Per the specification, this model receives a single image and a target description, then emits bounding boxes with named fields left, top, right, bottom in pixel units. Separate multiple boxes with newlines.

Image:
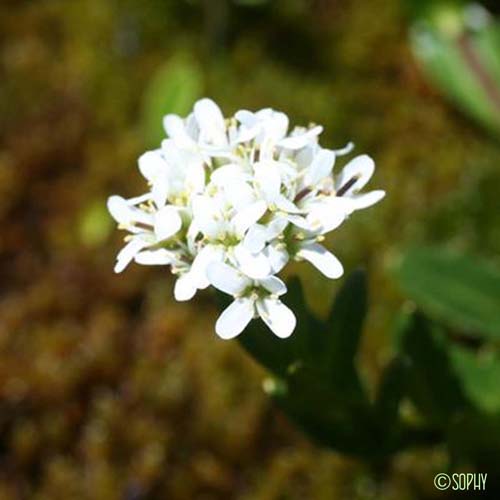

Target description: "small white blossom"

left=207, top=262, right=295, bottom=339
left=108, top=98, right=385, bottom=339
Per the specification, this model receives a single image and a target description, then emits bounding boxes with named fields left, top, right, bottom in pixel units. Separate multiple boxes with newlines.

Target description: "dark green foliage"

left=391, top=308, right=500, bottom=477
left=233, top=272, right=436, bottom=461
left=232, top=256, right=500, bottom=471
left=399, top=311, right=468, bottom=426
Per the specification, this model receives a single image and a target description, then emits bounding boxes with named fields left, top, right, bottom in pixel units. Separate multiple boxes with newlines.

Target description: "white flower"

left=107, top=97, right=385, bottom=339
left=207, top=262, right=296, bottom=339
left=107, top=195, right=182, bottom=273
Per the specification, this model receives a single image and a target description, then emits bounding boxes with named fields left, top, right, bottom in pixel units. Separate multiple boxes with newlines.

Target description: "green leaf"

left=404, top=0, right=465, bottom=23
left=409, top=3, right=500, bottom=137
left=449, top=347, right=500, bottom=413
left=270, top=364, right=379, bottom=458
left=79, top=200, right=113, bottom=247
left=375, top=357, right=409, bottom=429
left=394, top=247, right=500, bottom=340
left=400, top=311, right=468, bottom=426
left=141, top=57, right=203, bottom=146
left=474, top=23, right=500, bottom=85
left=326, top=269, right=367, bottom=372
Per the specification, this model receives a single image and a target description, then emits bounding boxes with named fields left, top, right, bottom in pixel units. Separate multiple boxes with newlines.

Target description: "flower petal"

left=233, top=244, right=271, bottom=279
left=114, top=238, right=149, bottom=273
left=297, top=242, right=343, bottom=279
left=223, top=178, right=256, bottom=211
left=210, top=164, right=251, bottom=186
left=190, top=244, right=224, bottom=289
left=192, top=195, right=222, bottom=239
left=260, top=276, right=287, bottom=296
left=286, top=214, right=312, bottom=231
left=107, top=196, right=132, bottom=224
left=163, top=114, right=195, bottom=148
left=194, top=98, right=227, bottom=146
left=174, top=273, right=197, bottom=301
left=305, top=198, right=351, bottom=233
left=138, top=151, right=166, bottom=182
left=185, top=162, right=206, bottom=195
left=151, top=173, right=169, bottom=208
left=216, top=298, right=255, bottom=339
left=304, top=148, right=335, bottom=186
left=232, top=200, right=267, bottom=237
left=333, top=141, right=354, bottom=156
left=278, top=126, right=322, bottom=149
left=207, top=261, right=251, bottom=296
left=154, top=206, right=182, bottom=241
left=256, top=298, right=296, bottom=338
left=254, top=162, right=282, bottom=204
left=264, top=242, right=289, bottom=273
left=235, top=109, right=257, bottom=127
left=263, top=217, right=289, bottom=240
left=134, top=249, right=175, bottom=265
left=107, top=196, right=153, bottom=226
left=127, top=193, right=152, bottom=205
left=243, top=224, right=268, bottom=253
left=259, top=111, right=289, bottom=143
left=350, top=190, right=386, bottom=210
left=275, top=195, right=301, bottom=214
left=336, top=154, right=375, bottom=195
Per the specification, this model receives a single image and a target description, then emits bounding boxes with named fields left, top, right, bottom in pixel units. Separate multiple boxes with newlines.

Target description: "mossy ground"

left=1, top=1, right=499, bottom=498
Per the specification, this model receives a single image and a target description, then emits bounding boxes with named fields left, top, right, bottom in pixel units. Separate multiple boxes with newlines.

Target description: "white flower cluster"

left=108, top=98, right=384, bottom=339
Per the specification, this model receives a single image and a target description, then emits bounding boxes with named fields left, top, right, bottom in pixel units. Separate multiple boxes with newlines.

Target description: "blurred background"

left=1, top=0, right=500, bottom=498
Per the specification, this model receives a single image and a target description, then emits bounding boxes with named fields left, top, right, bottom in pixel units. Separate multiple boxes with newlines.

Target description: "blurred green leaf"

left=474, top=22, right=500, bottom=83
left=79, top=200, right=113, bottom=247
left=325, top=269, right=366, bottom=379
left=271, top=363, right=378, bottom=458
left=375, top=357, right=409, bottom=429
left=450, top=346, right=500, bottom=413
left=394, top=247, right=500, bottom=340
left=410, top=3, right=500, bottom=137
left=141, top=57, right=203, bottom=146
left=399, top=311, right=468, bottom=426
left=404, top=0, right=465, bottom=23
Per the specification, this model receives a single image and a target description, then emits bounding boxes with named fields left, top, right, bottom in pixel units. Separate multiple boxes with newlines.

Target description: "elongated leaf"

left=141, top=57, right=203, bottom=146
left=400, top=311, right=468, bottom=426
left=410, top=3, right=500, bottom=137
left=375, top=357, right=409, bottom=429
left=394, top=247, right=500, bottom=340
left=326, top=269, right=367, bottom=369
left=270, top=364, right=378, bottom=458
left=449, top=347, right=500, bottom=413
